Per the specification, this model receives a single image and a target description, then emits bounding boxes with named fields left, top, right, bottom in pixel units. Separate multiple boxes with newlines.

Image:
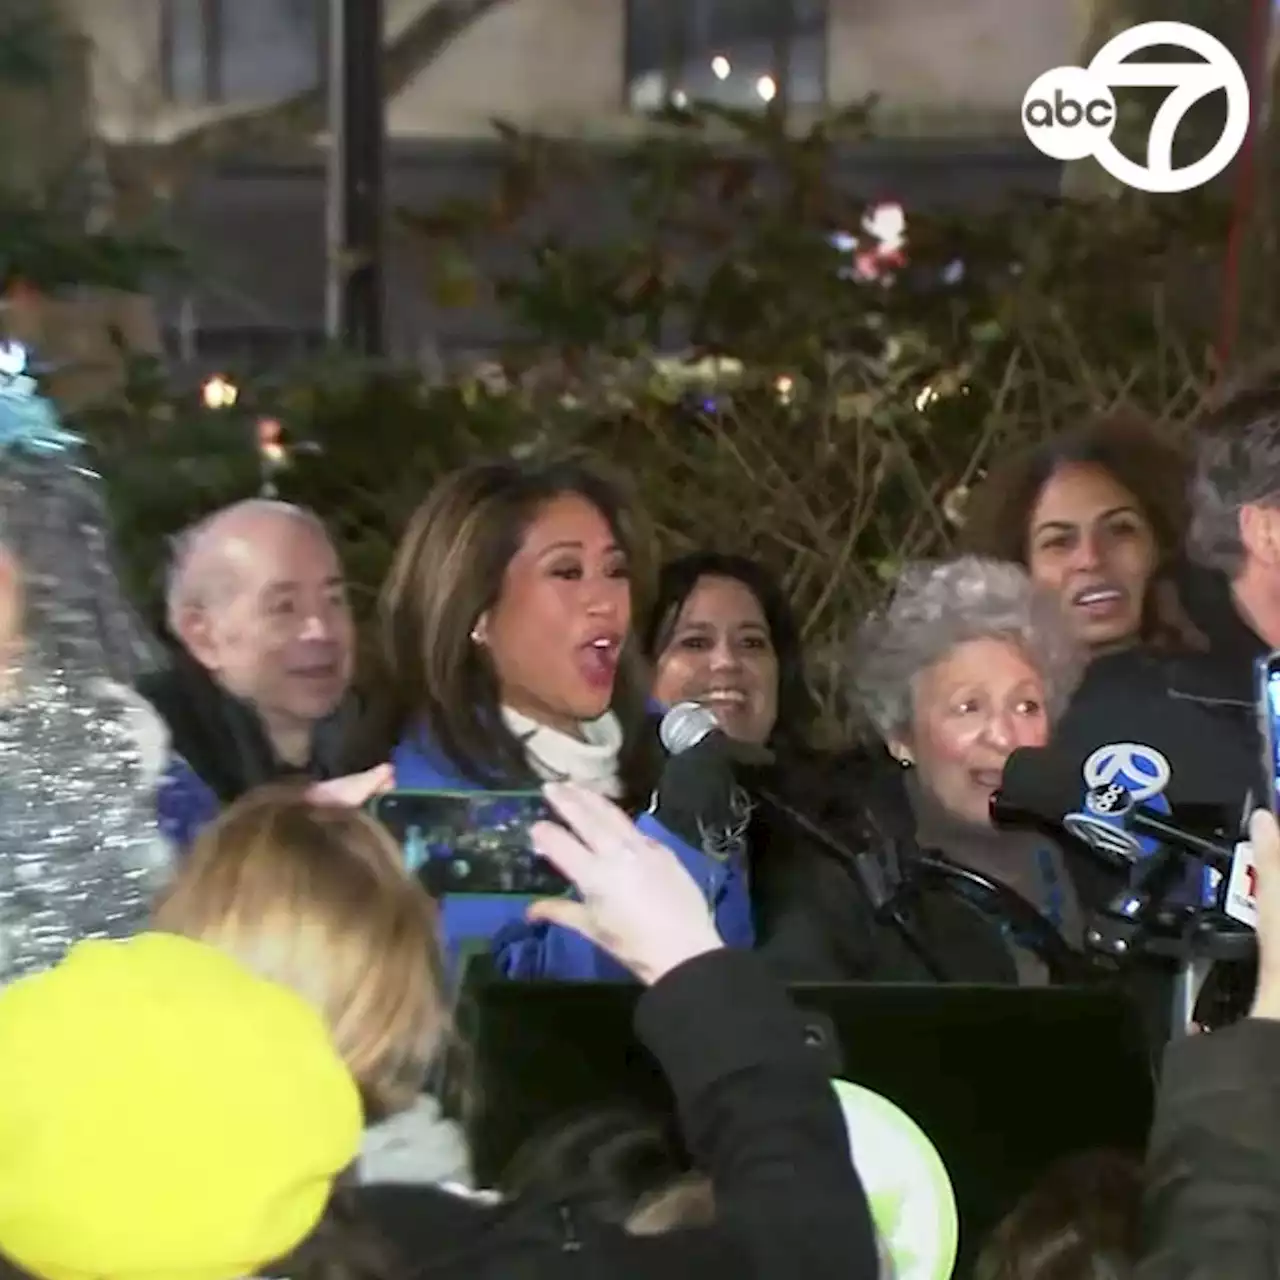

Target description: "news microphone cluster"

left=991, top=740, right=1246, bottom=963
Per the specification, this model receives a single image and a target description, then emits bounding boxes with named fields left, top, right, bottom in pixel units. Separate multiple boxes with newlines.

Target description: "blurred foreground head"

left=0, top=341, right=157, bottom=687
left=0, top=932, right=362, bottom=1280
left=0, top=344, right=170, bottom=984
left=973, top=1149, right=1141, bottom=1280
left=154, top=784, right=447, bottom=1119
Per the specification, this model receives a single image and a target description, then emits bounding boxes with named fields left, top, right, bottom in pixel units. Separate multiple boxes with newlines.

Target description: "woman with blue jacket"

left=355, top=456, right=754, bottom=980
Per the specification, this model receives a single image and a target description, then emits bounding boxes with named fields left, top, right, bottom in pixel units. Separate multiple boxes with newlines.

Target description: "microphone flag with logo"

left=1062, top=742, right=1172, bottom=862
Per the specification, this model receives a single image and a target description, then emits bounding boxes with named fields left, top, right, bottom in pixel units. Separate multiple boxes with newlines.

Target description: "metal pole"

left=325, top=0, right=385, bottom=355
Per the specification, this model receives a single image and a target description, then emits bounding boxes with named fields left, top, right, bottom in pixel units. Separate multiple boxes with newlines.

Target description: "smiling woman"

left=845, top=557, right=1095, bottom=984
left=961, top=413, right=1193, bottom=657
left=643, top=551, right=816, bottom=750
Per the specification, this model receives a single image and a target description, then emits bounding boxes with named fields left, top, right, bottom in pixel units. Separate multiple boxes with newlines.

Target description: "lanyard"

left=1036, top=846, right=1064, bottom=930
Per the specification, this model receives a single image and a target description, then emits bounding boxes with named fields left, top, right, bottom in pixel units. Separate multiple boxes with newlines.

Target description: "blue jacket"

left=391, top=726, right=754, bottom=982
left=157, top=755, right=221, bottom=850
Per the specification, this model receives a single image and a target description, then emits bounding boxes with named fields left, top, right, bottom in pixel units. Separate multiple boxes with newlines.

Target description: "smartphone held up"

left=367, top=789, right=570, bottom=897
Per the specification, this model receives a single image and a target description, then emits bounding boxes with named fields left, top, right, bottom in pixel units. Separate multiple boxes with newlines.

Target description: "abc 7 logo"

left=1088, top=783, right=1129, bottom=816
left=1021, top=21, right=1249, bottom=194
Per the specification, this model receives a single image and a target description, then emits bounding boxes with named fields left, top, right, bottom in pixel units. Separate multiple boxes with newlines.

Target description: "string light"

left=711, top=56, right=731, bottom=80
left=201, top=374, right=238, bottom=410
left=257, top=417, right=285, bottom=464
left=756, top=75, right=777, bottom=102
left=0, top=342, right=28, bottom=377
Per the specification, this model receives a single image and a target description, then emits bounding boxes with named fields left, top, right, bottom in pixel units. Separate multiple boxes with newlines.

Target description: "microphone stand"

left=1082, top=849, right=1256, bottom=1038
left=757, top=787, right=952, bottom=983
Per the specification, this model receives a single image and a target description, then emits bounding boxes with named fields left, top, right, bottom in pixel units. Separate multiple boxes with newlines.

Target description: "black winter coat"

left=353, top=949, right=878, bottom=1280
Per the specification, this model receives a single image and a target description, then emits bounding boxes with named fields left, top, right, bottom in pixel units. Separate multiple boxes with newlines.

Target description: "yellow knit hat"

left=0, top=933, right=364, bottom=1280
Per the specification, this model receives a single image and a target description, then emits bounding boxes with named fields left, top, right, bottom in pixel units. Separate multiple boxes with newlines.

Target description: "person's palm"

left=526, top=784, right=724, bottom=986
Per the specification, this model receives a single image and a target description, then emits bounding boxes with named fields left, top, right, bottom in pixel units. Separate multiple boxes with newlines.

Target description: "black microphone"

left=990, top=745, right=1085, bottom=834
left=992, top=745, right=1234, bottom=871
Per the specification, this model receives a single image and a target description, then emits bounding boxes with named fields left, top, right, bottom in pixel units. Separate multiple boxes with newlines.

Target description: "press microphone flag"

left=993, top=742, right=1172, bottom=866
left=1064, top=742, right=1173, bottom=862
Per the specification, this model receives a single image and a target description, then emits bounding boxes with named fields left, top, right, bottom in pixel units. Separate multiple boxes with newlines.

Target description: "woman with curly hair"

left=961, top=413, right=1259, bottom=816
left=844, top=556, right=1103, bottom=985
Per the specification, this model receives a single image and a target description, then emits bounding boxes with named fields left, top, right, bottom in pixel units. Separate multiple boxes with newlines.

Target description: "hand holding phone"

left=368, top=789, right=570, bottom=897
left=1256, top=651, right=1280, bottom=816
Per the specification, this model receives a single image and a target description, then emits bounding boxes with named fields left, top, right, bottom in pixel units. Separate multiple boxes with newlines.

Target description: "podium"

left=454, top=978, right=1155, bottom=1274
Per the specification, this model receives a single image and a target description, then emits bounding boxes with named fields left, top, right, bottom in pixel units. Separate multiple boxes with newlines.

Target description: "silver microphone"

left=658, top=701, right=775, bottom=766
left=659, top=701, right=720, bottom=756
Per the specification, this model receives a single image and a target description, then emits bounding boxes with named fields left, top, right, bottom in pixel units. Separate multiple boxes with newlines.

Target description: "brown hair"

left=153, top=784, right=447, bottom=1120
left=626, top=1175, right=716, bottom=1235
left=973, top=1149, right=1142, bottom=1280
left=361, top=454, right=657, bottom=806
left=961, top=413, right=1198, bottom=651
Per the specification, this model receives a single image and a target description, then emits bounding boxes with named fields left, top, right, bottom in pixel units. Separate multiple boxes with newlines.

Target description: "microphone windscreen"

left=657, top=702, right=776, bottom=766
left=658, top=701, right=718, bottom=756
left=995, top=745, right=1089, bottom=827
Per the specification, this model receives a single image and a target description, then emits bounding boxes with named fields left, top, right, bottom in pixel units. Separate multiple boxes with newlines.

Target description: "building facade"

left=65, top=0, right=1084, bottom=360
left=77, top=0, right=1084, bottom=142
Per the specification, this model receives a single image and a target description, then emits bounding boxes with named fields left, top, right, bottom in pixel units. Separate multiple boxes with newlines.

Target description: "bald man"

left=138, top=500, right=357, bottom=817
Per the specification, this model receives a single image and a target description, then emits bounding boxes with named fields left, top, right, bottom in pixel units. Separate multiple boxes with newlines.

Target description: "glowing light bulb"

left=202, top=374, right=238, bottom=410
left=756, top=75, right=777, bottom=102
left=914, top=384, right=938, bottom=412
left=672, top=88, right=689, bottom=108
left=0, top=342, right=27, bottom=377
left=711, top=55, right=731, bottom=80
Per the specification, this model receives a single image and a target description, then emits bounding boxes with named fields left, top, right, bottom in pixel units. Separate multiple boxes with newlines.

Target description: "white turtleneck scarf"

left=501, top=706, right=625, bottom=799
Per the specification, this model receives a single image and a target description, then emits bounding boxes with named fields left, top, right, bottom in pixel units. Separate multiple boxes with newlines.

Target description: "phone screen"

left=1258, top=653, right=1280, bottom=816
left=369, top=790, right=568, bottom=897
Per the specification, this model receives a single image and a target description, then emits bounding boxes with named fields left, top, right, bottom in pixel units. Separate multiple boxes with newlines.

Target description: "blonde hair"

left=152, top=784, right=447, bottom=1118
left=626, top=1175, right=716, bottom=1235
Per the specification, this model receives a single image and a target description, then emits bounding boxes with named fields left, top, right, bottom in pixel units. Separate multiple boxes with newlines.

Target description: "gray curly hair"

left=850, top=556, right=1083, bottom=744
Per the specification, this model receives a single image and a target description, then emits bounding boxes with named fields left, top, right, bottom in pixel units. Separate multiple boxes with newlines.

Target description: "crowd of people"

left=2, top=331, right=1280, bottom=1278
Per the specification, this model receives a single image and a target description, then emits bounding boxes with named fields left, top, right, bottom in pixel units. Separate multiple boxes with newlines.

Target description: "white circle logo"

left=1022, top=21, right=1250, bottom=193
left=1082, top=742, right=1171, bottom=803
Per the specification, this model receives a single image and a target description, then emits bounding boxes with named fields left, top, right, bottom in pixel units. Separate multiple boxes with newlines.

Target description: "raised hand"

left=525, top=782, right=724, bottom=986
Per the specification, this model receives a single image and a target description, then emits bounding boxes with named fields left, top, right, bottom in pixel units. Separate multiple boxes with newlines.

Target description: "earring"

left=470, top=627, right=483, bottom=644
left=893, top=751, right=913, bottom=769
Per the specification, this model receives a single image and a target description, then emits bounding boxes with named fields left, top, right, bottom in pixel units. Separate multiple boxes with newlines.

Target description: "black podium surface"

left=457, top=980, right=1156, bottom=1272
